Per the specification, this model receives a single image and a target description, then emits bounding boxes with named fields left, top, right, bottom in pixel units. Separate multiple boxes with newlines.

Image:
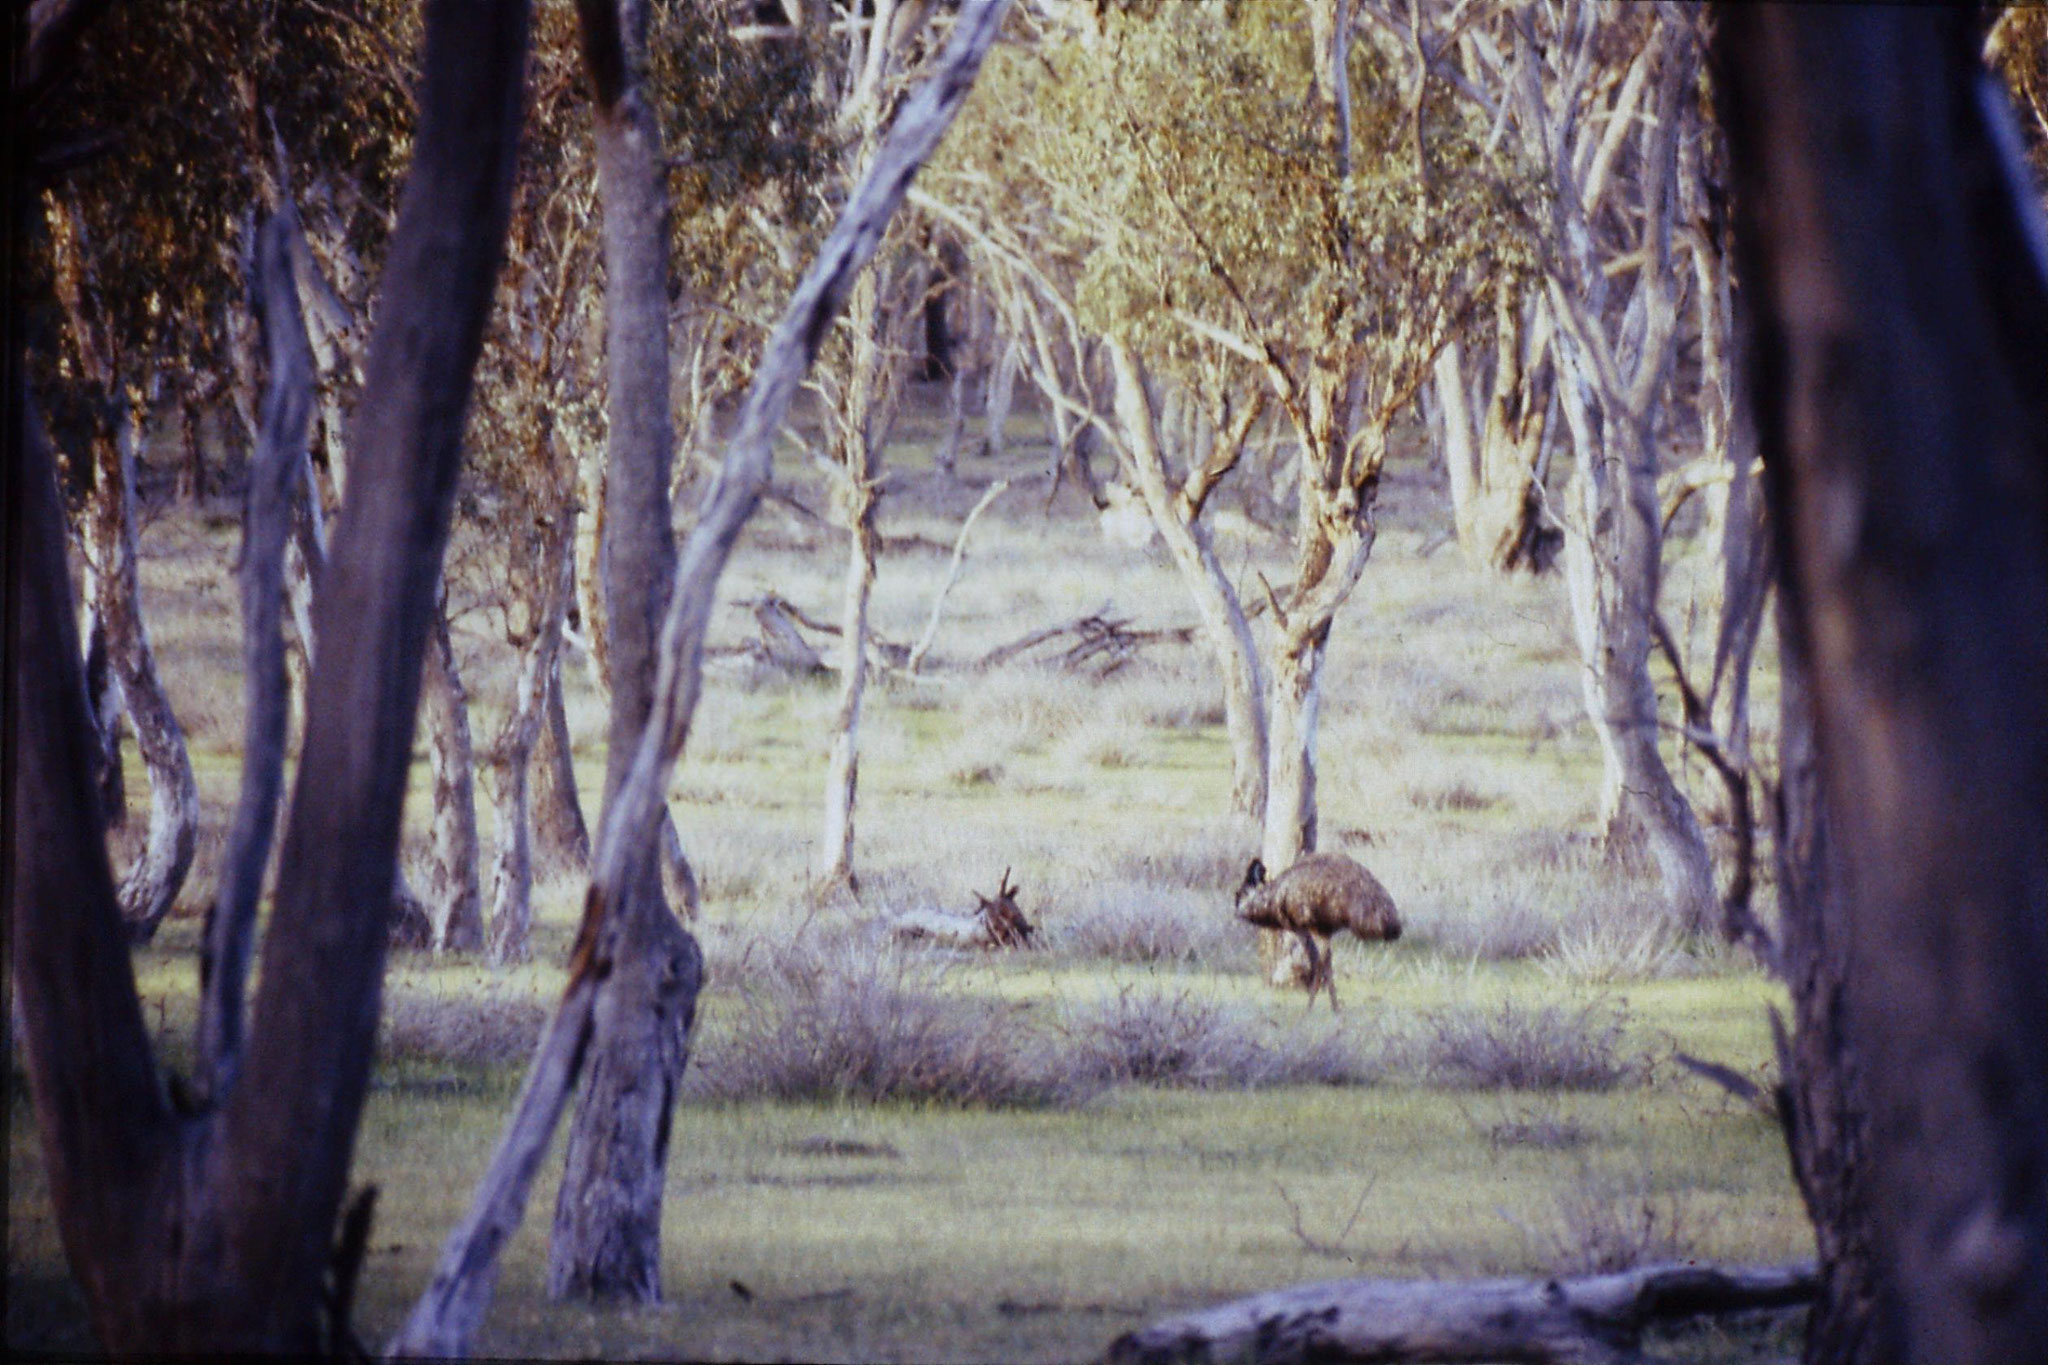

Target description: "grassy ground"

left=6, top=390, right=1809, bottom=1362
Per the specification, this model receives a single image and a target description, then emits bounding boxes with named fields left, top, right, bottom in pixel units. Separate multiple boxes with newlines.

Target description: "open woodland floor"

left=7, top=391, right=1811, bottom=1362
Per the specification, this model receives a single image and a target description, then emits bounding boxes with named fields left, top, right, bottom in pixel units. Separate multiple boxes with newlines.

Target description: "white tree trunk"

left=1557, top=359, right=1715, bottom=933
left=1108, top=344, right=1268, bottom=814
left=422, top=611, right=484, bottom=953
left=816, top=480, right=877, bottom=897
left=85, top=405, right=199, bottom=940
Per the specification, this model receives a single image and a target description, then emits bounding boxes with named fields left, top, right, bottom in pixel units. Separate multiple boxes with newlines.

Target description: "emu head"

left=1234, top=858, right=1268, bottom=919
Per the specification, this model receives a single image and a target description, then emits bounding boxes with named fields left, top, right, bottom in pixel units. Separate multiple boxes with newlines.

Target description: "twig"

left=1651, top=613, right=1771, bottom=963
left=908, top=479, right=1009, bottom=673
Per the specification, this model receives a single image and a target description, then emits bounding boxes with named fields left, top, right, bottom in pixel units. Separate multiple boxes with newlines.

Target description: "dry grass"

left=1417, top=998, right=1646, bottom=1091
left=1054, top=982, right=1378, bottom=1091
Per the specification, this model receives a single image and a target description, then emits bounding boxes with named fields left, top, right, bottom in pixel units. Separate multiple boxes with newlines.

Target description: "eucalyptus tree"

left=1459, top=1, right=1719, bottom=931
left=394, top=6, right=1015, bottom=1348
left=942, top=2, right=1531, bottom=916
left=9, top=0, right=532, bottom=1349
left=807, top=0, right=953, bottom=902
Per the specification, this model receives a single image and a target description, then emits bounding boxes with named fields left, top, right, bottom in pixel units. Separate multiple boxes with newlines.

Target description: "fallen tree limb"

left=1101, top=1261, right=1817, bottom=1365
left=976, top=603, right=1199, bottom=676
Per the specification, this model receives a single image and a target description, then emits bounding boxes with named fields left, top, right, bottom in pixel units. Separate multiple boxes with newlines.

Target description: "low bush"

left=1042, top=883, right=1253, bottom=969
left=1417, top=998, right=1644, bottom=1091
left=1524, top=1159, right=1704, bottom=1275
left=1056, top=983, right=1378, bottom=1091
left=685, top=941, right=1072, bottom=1109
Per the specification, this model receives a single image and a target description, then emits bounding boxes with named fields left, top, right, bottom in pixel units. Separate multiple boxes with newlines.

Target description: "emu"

left=1235, top=853, right=1402, bottom=1011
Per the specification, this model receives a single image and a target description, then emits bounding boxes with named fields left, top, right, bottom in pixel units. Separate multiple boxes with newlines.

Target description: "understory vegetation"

left=7, top=396, right=1809, bottom=1362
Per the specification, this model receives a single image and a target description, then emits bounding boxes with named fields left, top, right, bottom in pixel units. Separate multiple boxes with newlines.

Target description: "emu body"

left=1236, top=854, right=1401, bottom=1011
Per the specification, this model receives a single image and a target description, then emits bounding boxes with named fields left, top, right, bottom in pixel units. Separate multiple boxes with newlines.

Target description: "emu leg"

left=1296, top=932, right=1324, bottom=1010
left=1322, top=938, right=1340, bottom=1014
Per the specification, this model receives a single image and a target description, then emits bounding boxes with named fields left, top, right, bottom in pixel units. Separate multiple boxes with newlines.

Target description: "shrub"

left=1417, top=893, right=1559, bottom=963
left=684, top=941, right=1071, bottom=1109
left=1523, top=1160, right=1704, bottom=1276
left=1418, top=999, right=1643, bottom=1091
left=1057, top=983, right=1378, bottom=1091
left=1043, top=883, right=1252, bottom=969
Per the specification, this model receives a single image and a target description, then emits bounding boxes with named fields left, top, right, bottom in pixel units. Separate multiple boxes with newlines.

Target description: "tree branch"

left=193, top=210, right=317, bottom=1108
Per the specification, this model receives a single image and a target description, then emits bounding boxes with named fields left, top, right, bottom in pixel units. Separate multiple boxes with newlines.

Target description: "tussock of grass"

left=1055, top=984, right=1378, bottom=1091
left=1417, top=999, right=1644, bottom=1091
left=1043, top=882, right=1252, bottom=969
left=378, top=988, right=549, bottom=1070
left=685, top=941, right=1072, bottom=1109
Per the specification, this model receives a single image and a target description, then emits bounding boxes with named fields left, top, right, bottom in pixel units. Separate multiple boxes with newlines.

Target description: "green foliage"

left=31, top=2, right=416, bottom=398
left=952, top=5, right=1540, bottom=423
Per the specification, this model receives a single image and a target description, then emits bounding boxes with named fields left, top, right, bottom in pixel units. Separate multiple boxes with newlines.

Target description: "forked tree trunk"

left=532, top=660, right=590, bottom=874
left=8, top=0, right=530, bottom=1347
left=1437, top=286, right=1557, bottom=573
left=1255, top=383, right=1380, bottom=987
left=1718, top=9, right=2048, bottom=1358
left=550, top=0, right=698, bottom=1304
left=421, top=608, right=484, bottom=953
left=84, top=405, right=200, bottom=940
left=1108, top=342, right=1267, bottom=815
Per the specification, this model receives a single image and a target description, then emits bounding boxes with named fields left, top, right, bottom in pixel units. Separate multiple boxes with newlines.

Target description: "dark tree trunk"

left=7, top=0, right=530, bottom=1350
left=1717, top=9, right=2048, bottom=1362
left=532, top=658, right=590, bottom=874
left=551, top=0, right=698, bottom=1304
left=1773, top=602, right=1888, bottom=1364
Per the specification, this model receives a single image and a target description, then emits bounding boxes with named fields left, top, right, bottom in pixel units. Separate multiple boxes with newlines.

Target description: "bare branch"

left=908, top=479, right=1010, bottom=674
left=193, top=211, right=316, bottom=1108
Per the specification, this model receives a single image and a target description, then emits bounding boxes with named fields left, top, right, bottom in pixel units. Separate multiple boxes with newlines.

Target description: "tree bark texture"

left=422, top=608, right=484, bottom=953
left=1555, top=360, right=1715, bottom=934
left=8, top=0, right=530, bottom=1349
left=1773, top=600, right=1888, bottom=1364
left=552, top=0, right=695, bottom=1304
left=1436, top=285, right=1558, bottom=573
left=81, top=608, right=127, bottom=827
left=815, top=268, right=889, bottom=900
left=84, top=405, right=200, bottom=940
left=532, top=660, right=591, bottom=874
left=1717, top=8, right=2048, bottom=1361
left=194, top=212, right=316, bottom=1107
left=486, top=513, right=576, bottom=964
left=1537, top=11, right=1715, bottom=934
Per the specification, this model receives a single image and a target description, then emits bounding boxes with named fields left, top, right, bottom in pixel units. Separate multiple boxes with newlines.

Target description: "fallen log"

left=1101, top=1261, right=1816, bottom=1365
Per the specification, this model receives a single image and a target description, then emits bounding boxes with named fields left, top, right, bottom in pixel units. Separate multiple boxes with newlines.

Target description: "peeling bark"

left=421, top=609, right=484, bottom=954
